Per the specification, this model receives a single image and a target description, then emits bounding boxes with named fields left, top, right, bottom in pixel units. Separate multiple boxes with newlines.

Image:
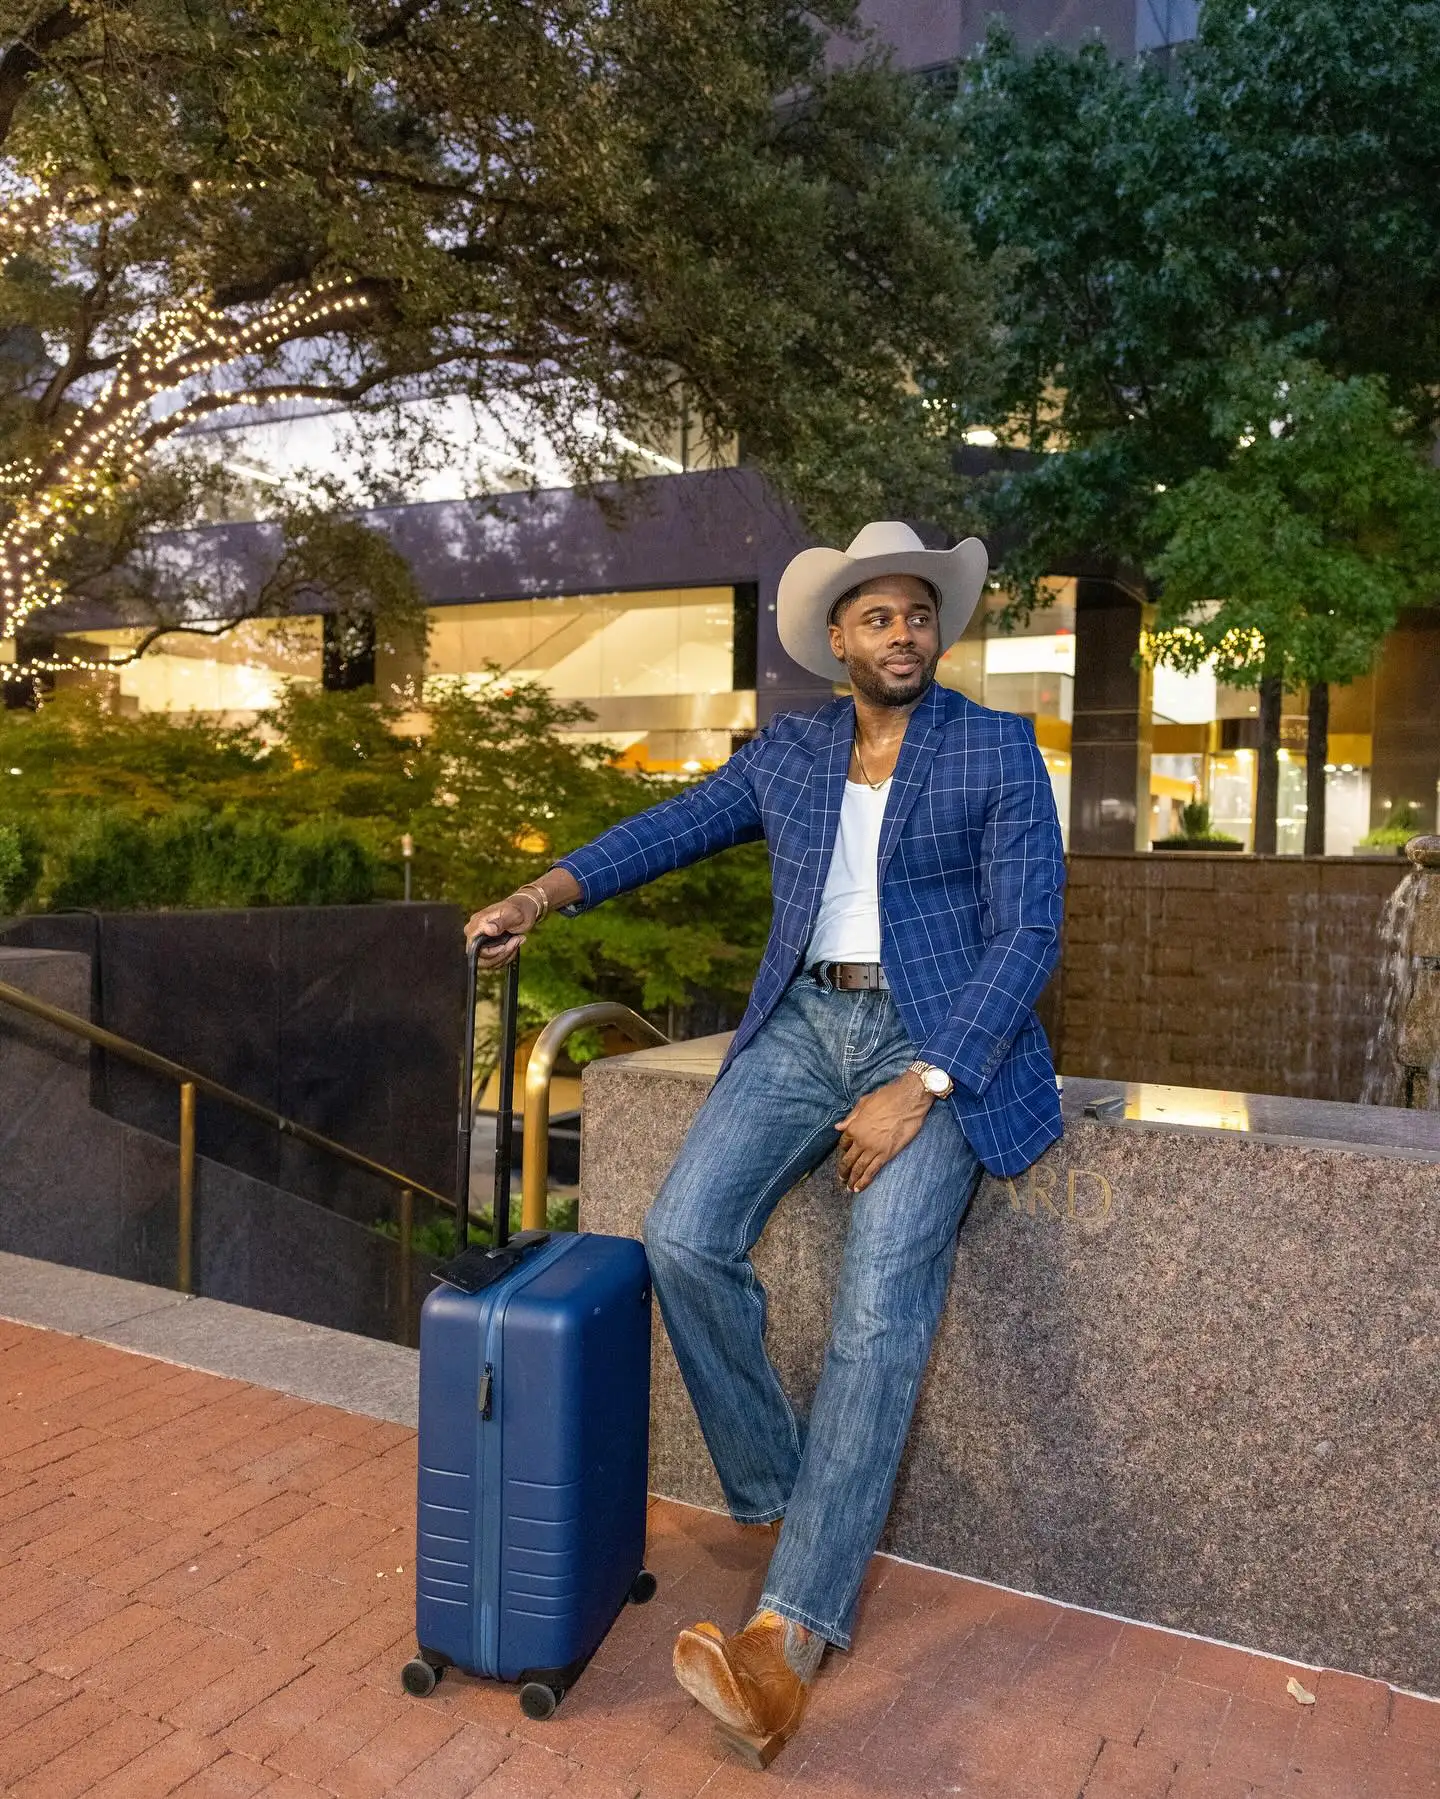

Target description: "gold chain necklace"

left=852, top=737, right=887, bottom=790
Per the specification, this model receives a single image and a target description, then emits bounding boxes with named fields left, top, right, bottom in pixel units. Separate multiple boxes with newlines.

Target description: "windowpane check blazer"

left=557, top=680, right=1066, bottom=1176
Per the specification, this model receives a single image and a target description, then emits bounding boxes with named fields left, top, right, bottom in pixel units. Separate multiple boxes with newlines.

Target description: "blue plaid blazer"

left=557, top=680, right=1066, bottom=1175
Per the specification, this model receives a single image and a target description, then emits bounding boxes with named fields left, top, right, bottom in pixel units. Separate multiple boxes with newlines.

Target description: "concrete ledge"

left=0, top=1250, right=418, bottom=1425
left=580, top=1038, right=1440, bottom=1697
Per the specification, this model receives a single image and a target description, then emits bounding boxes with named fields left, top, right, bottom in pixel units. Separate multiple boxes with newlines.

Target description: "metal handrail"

left=0, top=975, right=450, bottom=1340
left=520, top=1004, right=668, bottom=1230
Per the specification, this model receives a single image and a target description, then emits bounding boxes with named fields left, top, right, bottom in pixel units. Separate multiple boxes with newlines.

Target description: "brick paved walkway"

left=0, top=1319, right=1435, bottom=1799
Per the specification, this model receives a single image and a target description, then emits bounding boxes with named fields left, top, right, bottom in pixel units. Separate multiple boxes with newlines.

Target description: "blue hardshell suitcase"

left=402, top=949, right=655, bottom=1719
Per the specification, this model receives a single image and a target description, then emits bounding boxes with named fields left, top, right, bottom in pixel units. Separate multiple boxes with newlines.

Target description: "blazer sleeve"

left=554, top=733, right=768, bottom=911
left=917, top=716, right=1065, bottom=1098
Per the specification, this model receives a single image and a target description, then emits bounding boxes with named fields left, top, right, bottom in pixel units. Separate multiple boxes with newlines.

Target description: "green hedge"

left=0, top=820, right=43, bottom=913
left=45, top=808, right=379, bottom=911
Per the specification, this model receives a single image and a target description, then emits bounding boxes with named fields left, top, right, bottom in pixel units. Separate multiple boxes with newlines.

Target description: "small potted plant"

left=1154, top=800, right=1244, bottom=852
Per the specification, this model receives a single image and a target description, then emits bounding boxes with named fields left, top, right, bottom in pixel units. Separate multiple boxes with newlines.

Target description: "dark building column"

left=322, top=611, right=377, bottom=691
left=1370, top=608, right=1440, bottom=835
left=1069, top=578, right=1154, bottom=853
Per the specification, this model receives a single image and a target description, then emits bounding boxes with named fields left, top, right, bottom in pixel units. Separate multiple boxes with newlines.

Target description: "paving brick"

left=168, top=1751, right=280, bottom=1797
left=1285, top=1717, right=1386, bottom=1798
left=3, top=1703, right=171, bottom=1799
left=1, top=1577, right=120, bottom=1662
left=0, top=1666, right=83, bottom=1738
left=92, top=1525, right=215, bottom=1597
left=135, top=1540, right=254, bottom=1609
left=221, top=1665, right=361, bottom=1762
left=1164, top=1762, right=1262, bottom=1798
left=1068, top=1657, right=1168, bottom=1740
left=1137, top=1676, right=1233, bottom=1761
left=263, top=1683, right=407, bottom=1783
left=1365, top=1731, right=1440, bottom=1798
left=320, top=1702, right=461, bottom=1798
left=390, top=1723, right=515, bottom=1799
left=1389, top=1691, right=1440, bottom=1748
left=1175, top=1638, right=1255, bottom=1690
left=243, top=1500, right=392, bottom=1574
left=4, top=1423, right=104, bottom=1472
left=37, top=1598, right=170, bottom=1678
left=1207, top=1692, right=1300, bottom=1788
left=305, top=1599, right=418, bottom=1678
left=1077, top=1737, right=1177, bottom=1798
left=0, top=1687, right=119, bottom=1785
left=165, top=1650, right=311, bottom=1736
left=468, top=1740, right=581, bottom=1798
left=113, top=1622, right=255, bottom=1722
left=1308, top=1668, right=1392, bottom=1736
left=80, top=1726, right=227, bottom=1798
left=1049, top=1607, right=1127, bottom=1658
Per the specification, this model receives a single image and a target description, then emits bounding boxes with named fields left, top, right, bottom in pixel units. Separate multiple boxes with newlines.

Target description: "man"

left=466, top=520, right=1065, bottom=1766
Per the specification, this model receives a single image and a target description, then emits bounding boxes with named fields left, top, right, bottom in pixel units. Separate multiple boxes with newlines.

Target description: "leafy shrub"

left=0, top=819, right=42, bottom=913
left=1157, top=799, right=1241, bottom=848
left=1359, top=801, right=1422, bottom=849
left=46, top=807, right=379, bottom=910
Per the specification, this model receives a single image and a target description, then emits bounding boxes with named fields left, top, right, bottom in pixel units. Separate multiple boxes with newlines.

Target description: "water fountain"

left=1362, top=834, right=1440, bottom=1108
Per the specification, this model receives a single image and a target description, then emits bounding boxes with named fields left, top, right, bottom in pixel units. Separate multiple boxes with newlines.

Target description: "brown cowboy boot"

left=672, top=1608, right=824, bottom=1769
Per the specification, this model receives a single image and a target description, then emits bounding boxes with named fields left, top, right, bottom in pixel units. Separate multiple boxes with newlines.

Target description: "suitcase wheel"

left=628, top=1570, right=658, bottom=1606
left=402, top=1654, right=445, bottom=1698
left=520, top=1681, right=561, bottom=1720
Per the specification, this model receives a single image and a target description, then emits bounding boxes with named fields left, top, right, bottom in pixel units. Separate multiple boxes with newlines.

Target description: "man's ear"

left=828, top=621, right=846, bottom=661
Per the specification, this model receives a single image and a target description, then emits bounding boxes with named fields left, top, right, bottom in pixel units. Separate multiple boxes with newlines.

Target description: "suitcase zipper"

left=476, top=1234, right=582, bottom=1680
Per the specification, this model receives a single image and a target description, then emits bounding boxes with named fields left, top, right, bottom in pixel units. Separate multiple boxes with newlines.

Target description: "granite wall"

left=0, top=947, right=439, bottom=1342
left=580, top=1042, right=1440, bottom=1696
left=1053, top=854, right=1406, bottom=1102
left=0, top=903, right=464, bottom=1222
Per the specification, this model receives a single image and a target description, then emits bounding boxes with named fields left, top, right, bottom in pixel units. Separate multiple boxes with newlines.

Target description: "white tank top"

left=805, top=778, right=891, bottom=965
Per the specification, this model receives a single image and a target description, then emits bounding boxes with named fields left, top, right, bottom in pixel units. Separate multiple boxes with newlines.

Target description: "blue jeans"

left=642, top=974, right=981, bottom=1649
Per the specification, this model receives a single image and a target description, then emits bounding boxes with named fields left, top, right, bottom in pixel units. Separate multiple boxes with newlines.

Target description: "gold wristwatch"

left=907, top=1059, right=954, bottom=1100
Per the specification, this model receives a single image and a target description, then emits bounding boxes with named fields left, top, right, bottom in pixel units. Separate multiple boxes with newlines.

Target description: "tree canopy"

left=0, top=0, right=988, bottom=674
left=944, top=0, right=1440, bottom=619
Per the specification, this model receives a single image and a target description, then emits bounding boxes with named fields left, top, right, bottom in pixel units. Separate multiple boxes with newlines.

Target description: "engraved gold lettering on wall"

left=1028, top=1163, right=1065, bottom=1220
left=987, top=1165, right=1116, bottom=1226
left=1067, top=1167, right=1113, bottom=1222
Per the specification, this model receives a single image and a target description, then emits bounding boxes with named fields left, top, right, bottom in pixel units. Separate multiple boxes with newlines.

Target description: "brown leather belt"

left=810, top=961, right=889, bottom=991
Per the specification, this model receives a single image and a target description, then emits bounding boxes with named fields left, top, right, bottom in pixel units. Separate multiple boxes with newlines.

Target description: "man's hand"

left=834, top=1072, right=933, bottom=1193
left=464, top=893, right=540, bottom=967
left=464, top=867, right=583, bottom=967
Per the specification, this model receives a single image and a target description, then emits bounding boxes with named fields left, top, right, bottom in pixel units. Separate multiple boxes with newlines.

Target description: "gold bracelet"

left=515, top=881, right=550, bottom=925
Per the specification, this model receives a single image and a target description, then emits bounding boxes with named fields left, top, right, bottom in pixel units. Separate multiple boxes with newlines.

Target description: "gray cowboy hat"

left=777, top=521, right=989, bottom=682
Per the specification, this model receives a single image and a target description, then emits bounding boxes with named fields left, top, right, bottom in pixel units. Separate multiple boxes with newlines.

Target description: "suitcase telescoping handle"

left=458, top=938, right=520, bottom=1253
left=442, top=940, right=547, bottom=1293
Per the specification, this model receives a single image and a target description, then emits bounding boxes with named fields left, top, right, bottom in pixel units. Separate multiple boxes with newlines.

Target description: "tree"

left=943, top=2, right=1440, bottom=607
left=0, top=0, right=989, bottom=678
left=1149, top=361, right=1440, bottom=851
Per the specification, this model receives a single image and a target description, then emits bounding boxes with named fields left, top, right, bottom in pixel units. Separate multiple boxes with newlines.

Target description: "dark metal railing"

left=0, top=976, right=450, bottom=1343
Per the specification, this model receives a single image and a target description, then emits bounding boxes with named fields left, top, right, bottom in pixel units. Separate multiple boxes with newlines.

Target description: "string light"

left=0, top=276, right=374, bottom=671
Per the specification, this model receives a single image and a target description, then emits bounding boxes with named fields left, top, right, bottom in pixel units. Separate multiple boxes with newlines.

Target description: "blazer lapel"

left=877, top=681, right=945, bottom=883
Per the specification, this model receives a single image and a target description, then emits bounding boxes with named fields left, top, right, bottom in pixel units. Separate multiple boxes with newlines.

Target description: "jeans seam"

left=731, top=1124, right=838, bottom=1465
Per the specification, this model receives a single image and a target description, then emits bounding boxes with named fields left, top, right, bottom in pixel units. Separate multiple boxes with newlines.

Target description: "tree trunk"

left=1253, top=671, right=1283, bottom=854
left=1304, top=681, right=1329, bottom=857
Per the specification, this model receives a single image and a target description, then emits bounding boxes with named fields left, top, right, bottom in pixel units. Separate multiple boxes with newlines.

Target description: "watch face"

left=922, top=1067, right=949, bottom=1096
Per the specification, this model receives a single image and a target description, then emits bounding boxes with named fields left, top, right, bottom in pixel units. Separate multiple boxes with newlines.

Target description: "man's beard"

left=847, top=651, right=939, bottom=708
